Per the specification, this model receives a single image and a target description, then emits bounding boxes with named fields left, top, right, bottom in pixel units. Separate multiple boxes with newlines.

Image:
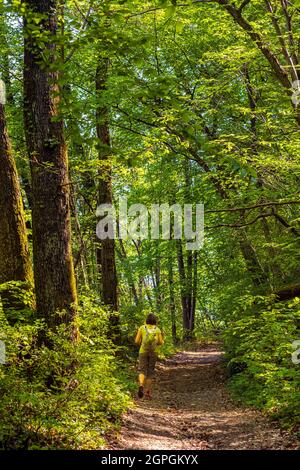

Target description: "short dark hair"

left=146, top=313, right=157, bottom=325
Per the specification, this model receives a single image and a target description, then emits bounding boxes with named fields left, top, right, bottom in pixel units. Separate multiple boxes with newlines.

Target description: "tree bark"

left=0, top=102, right=33, bottom=317
left=117, top=232, right=139, bottom=307
left=177, top=240, right=195, bottom=339
left=168, top=250, right=178, bottom=344
left=238, top=228, right=268, bottom=287
left=23, top=0, right=77, bottom=333
left=95, top=57, right=119, bottom=339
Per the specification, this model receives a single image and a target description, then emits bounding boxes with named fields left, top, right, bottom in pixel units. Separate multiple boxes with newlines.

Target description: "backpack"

left=142, top=325, right=158, bottom=353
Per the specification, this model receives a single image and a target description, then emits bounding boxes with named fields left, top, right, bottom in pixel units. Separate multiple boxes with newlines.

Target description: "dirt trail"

left=109, top=344, right=299, bottom=450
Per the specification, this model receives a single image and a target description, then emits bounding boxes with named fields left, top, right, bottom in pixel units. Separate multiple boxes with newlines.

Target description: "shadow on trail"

left=107, top=344, right=299, bottom=450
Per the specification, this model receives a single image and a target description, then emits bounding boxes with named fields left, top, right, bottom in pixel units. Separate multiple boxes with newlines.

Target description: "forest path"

left=108, top=344, right=299, bottom=450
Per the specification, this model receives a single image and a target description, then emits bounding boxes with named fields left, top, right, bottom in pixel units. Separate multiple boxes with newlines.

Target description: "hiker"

left=135, top=313, right=164, bottom=399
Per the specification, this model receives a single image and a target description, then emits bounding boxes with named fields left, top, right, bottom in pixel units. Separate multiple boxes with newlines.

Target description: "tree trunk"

left=177, top=240, right=195, bottom=339
left=176, top=161, right=198, bottom=339
left=153, top=246, right=163, bottom=313
left=168, top=250, right=178, bottom=344
left=0, top=102, right=33, bottom=318
left=260, top=216, right=284, bottom=284
left=70, top=191, right=89, bottom=288
left=117, top=235, right=139, bottom=307
left=238, top=228, right=268, bottom=287
left=0, top=18, right=14, bottom=105
left=191, top=251, right=198, bottom=332
left=23, top=0, right=77, bottom=333
left=242, top=64, right=285, bottom=287
left=95, top=57, right=119, bottom=339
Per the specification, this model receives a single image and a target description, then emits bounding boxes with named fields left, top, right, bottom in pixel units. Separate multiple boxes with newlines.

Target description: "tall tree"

left=23, top=0, right=77, bottom=332
left=198, top=0, right=300, bottom=125
left=0, top=98, right=33, bottom=317
left=177, top=240, right=198, bottom=339
left=167, top=248, right=178, bottom=344
left=95, top=56, right=119, bottom=337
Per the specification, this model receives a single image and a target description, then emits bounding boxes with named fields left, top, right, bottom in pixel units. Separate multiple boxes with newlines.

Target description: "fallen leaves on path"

left=107, top=344, right=300, bottom=450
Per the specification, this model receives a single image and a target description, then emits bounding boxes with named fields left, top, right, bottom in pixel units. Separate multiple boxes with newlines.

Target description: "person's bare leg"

left=144, top=378, right=149, bottom=393
left=145, top=353, right=156, bottom=399
left=138, top=373, right=145, bottom=398
left=145, top=378, right=153, bottom=399
left=139, top=373, right=145, bottom=387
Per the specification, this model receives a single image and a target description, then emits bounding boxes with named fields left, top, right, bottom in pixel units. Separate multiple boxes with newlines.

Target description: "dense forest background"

left=0, top=0, right=300, bottom=449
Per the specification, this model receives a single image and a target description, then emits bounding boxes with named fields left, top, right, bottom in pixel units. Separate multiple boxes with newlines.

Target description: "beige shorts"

left=138, top=352, right=158, bottom=378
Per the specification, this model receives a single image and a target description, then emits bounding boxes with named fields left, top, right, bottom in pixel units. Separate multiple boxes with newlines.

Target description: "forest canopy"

left=0, top=0, right=299, bottom=449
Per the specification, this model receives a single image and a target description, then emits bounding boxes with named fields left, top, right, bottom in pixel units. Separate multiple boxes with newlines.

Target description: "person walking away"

left=135, top=313, right=164, bottom=399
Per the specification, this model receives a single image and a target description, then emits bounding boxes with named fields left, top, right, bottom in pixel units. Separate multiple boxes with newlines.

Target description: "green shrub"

left=223, top=295, right=300, bottom=429
left=0, top=295, right=132, bottom=449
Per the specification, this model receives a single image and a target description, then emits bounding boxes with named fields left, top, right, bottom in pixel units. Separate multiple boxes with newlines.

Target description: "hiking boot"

left=138, top=386, right=144, bottom=398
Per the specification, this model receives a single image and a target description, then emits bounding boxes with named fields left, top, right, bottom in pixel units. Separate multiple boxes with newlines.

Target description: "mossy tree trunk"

left=0, top=102, right=33, bottom=317
left=23, top=0, right=77, bottom=334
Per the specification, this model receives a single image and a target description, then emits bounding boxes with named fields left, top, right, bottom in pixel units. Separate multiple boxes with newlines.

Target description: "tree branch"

left=206, top=212, right=274, bottom=229
left=217, top=0, right=292, bottom=90
left=238, top=0, right=251, bottom=12
left=272, top=210, right=300, bottom=236
left=205, top=200, right=300, bottom=214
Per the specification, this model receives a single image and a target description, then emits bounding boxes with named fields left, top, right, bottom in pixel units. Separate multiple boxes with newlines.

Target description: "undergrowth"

left=0, top=294, right=133, bottom=449
left=223, top=295, right=300, bottom=432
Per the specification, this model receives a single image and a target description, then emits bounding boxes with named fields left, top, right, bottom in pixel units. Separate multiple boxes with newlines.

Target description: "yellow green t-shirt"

left=137, top=324, right=163, bottom=354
